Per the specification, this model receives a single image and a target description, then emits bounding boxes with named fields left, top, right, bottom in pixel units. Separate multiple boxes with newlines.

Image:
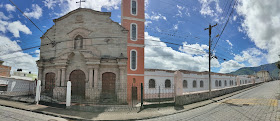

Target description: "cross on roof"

left=76, top=0, right=85, bottom=8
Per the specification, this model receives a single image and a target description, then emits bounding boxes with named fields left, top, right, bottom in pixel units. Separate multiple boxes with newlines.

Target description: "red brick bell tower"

left=121, top=0, right=145, bottom=103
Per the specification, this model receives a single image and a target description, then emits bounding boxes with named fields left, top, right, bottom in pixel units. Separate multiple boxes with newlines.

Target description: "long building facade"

left=36, top=0, right=267, bottom=105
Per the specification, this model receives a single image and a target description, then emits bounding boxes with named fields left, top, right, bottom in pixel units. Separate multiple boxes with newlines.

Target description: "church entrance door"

left=45, top=73, right=55, bottom=95
left=70, top=70, right=86, bottom=98
left=102, top=72, right=116, bottom=95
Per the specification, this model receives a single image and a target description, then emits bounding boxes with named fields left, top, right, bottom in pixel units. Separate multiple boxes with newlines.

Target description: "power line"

left=8, top=0, right=56, bottom=47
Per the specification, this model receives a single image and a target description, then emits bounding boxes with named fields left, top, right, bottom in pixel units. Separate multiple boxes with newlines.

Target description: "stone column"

left=94, top=66, right=99, bottom=90
left=56, top=68, right=61, bottom=86
left=61, top=68, right=66, bottom=86
left=88, top=68, right=93, bottom=88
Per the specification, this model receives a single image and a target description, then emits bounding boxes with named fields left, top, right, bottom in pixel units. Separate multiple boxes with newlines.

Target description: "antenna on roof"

left=76, top=0, right=85, bottom=8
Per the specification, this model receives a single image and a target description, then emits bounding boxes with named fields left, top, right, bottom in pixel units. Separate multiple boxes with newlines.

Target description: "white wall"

left=0, top=77, right=35, bottom=96
left=144, top=70, right=255, bottom=98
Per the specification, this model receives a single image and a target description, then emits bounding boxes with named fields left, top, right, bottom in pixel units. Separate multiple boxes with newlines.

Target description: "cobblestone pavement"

left=142, top=81, right=280, bottom=121
left=0, top=106, right=67, bottom=121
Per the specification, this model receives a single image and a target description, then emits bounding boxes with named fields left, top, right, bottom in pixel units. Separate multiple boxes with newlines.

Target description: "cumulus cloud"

left=24, top=4, right=43, bottom=19
left=145, top=32, right=220, bottom=72
left=198, top=0, right=222, bottom=16
left=43, top=0, right=57, bottom=10
left=226, top=40, right=233, bottom=48
left=7, top=21, right=32, bottom=38
left=145, top=12, right=167, bottom=21
left=0, top=12, right=10, bottom=20
left=219, top=60, right=245, bottom=73
left=0, top=36, right=39, bottom=74
left=236, top=0, right=280, bottom=63
left=5, top=4, right=15, bottom=12
left=234, top=48, right=265, bottom=67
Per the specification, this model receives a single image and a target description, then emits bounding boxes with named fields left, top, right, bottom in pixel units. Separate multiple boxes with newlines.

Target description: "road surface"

left=0, top=105, right=67, bottom=121
left=143, top=81, right=280, bottom=121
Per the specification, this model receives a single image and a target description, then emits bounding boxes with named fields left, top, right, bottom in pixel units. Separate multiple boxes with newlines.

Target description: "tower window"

left=131, top=0, right=137, bottom=15
left=130, top=50, right=137, bottom=70
left=131, top=23, right=137, bottom=41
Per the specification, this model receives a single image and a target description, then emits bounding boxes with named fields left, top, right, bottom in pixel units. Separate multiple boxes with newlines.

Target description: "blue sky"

left=0, top=0, right=279, bottom=74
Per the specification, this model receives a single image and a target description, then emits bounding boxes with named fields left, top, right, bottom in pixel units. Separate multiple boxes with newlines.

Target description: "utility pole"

left=204, top=23, right=217, bottom=99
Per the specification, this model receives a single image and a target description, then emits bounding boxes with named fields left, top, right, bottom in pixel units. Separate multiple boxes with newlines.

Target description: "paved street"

left=143, top=81, right=280, bottom=121
left=0, top=106, right=67, bottom=121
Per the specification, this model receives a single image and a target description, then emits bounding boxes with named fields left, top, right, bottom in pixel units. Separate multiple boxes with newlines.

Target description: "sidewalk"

left=0, top=83, right=263, bottom=121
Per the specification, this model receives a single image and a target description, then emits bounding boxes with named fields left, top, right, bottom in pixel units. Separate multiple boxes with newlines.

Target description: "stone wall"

left=175, top=82, right=262, bottom=106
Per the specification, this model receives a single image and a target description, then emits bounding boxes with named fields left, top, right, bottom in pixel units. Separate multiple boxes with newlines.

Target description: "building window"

left=183, top=80, right=188, bottom=88
left=215, top=80, right=218, bottom=87
left=131, top=0, right=137, bottom=15
left=245, top=80, right=247, bottom=84
left=200, top=80, right=204, bottom=88
left=240, top=80, right=242, bottom=85
left=224, top=80, right=227, bottom=86
left=165, top=79, right=171, bottom=88
left=219, top=80, right=222, bottom=87
left=130, top=23, right=137, bottom=41
left=149, top=79, right=155, bottom=88
left=130, top=50, right=137, bottom=70
left=74, top=35, right=83, bottom=49
left=193, top=80, right=197, bottom=88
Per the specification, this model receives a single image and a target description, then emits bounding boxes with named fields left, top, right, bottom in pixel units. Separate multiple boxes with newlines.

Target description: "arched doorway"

left=102, top=72, right=116, bottom=95
left=45, top=72, right=55, bottom=95
left=69, top=70, right=86, bottom=98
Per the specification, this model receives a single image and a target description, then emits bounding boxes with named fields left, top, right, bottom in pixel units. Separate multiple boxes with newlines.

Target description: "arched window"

left=224, top=80, right=227, bottom=86
left=245, top=80, right=247, bottom=84
left=165, top=79, right=171, bottom=88
left=130, top=50, right=137, bottom=70
left=240, top=80, right=242, bottom=85
left=193, top=80, right=197, bottom=88
left=183, top=80, right=188, bottom=88
left=219, top=80, right=222, bottom=87
left=200, top=80, right=204, bottom=88
left=131, top=0, right=137, bottom=15
left=130, top=23, right=137, bottom=41
left=74, top=35, right=83, bottom=49
left=215, top=80, right=218, bottom=87
left=149, top=79, right=155, bottom=88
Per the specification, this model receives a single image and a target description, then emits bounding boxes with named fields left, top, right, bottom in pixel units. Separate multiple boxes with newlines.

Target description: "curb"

left=0, top=83, right=263, bottom=121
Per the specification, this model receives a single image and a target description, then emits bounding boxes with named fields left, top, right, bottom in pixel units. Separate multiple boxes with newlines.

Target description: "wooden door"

left=132, top=86, right=137, bottom=100
left=45, top=73, right=55, bottom=94
left=69, top=70, right=86, bottom=97
left=102, top=72, right=116, bottom=95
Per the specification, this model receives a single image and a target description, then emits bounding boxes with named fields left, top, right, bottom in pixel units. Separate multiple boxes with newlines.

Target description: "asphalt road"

left=0, top=105, right=68, bottom=121
left=143, top=81, right=280, bottom=121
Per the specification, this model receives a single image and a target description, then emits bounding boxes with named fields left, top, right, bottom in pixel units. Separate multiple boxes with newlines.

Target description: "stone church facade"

left=37, top=8, right=129, bottom=104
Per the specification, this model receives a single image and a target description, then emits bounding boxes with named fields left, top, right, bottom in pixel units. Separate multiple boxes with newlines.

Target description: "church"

left=36, top=0, right=145, bottom=104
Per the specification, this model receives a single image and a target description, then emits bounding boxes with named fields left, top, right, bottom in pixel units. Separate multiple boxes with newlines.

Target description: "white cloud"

left=24, top=4, right=43, bottom=19
left=179, top=42, right=208, bottom=55
left=234, top=48, right=265, bottom=66
left=145, top=21, right=152, bottom=26
left=237, top=0, right=280, bottom=63
left=7, top=21, right=32, bottom=38
left=198, top=0, right=222, bottom=16
left=173, top=24, right=178, bottom=30
left=145, top=32, right=220, bottom=72
left=5, top=4, right=15, bottom=12
left=226, top=40, right=233, bottom=48
left=0, top=36, right=39, bottom=74
left=0, top=12, right=10, bottom=20
left=43, top=0, right=57, bottom=10
left=233, top=15, right=237, bottom=21
left=219, top=60, right=245, bottom=73
left=145, top=12, right=167, bottom=21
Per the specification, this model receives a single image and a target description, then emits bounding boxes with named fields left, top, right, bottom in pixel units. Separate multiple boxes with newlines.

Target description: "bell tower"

left=121, top=0, right=145, bottom=103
